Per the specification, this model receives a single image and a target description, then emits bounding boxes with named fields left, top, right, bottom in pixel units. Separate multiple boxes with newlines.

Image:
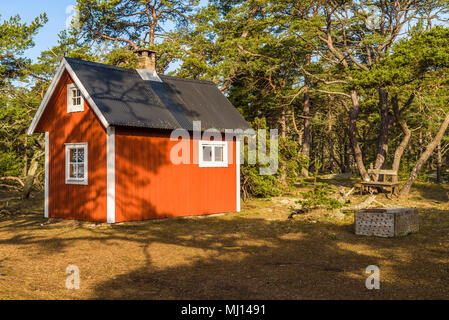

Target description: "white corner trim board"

left=236, top=140, right=241, bottom=212
left=107, top=127, right=116, bottom=224
left=44, top=132, right=49, bottom=219
left=27, top=58, right=109, bottom=135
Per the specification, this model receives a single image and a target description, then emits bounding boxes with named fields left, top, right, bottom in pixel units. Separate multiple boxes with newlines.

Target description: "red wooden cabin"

left=28, top=52, right=250, bottom=223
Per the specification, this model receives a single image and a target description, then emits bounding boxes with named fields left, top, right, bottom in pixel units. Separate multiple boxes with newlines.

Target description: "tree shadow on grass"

left=89, top=216, right=448, bottom=300
left=0, top=203, right=447, bottom=299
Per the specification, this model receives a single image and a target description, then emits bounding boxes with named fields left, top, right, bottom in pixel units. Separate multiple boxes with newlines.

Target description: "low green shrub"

left=297, top=182, right=344, bottom=211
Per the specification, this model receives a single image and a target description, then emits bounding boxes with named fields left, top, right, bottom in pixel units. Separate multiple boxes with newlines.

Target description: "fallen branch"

left=371, top=199, right=389, bottom=208
left=372, top=200, right=402, bottom=209
left=338, top=187, right=354, bottom=203
left=342, top=195, right=377, bottom=211
left=0, top=184, right=21, bottom=191
left=0, top=177, right=24, bottom=187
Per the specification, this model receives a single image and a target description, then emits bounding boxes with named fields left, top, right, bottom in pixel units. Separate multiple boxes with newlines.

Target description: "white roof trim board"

left=27, top=58, right=109, bottom=135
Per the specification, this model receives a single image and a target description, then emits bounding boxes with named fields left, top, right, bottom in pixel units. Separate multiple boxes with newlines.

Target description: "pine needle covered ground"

left=0, top=181, right=448, bottom=300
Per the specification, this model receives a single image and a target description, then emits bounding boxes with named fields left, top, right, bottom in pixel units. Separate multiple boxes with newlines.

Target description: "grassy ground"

left=0, top=180, right=448, bottom=300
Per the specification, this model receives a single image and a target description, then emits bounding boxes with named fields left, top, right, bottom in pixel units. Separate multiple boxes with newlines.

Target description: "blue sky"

left=1, top=0, right=207, bottom=64
left=1, top=0, right=76, bottom=60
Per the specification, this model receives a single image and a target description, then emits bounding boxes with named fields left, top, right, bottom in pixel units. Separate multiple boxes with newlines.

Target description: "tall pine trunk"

left=349, top=91, right=370, bottom=181
left=344, top=129, right=351, bottom=173
left=327, top=108, right=341, bottom=172
left=374, top=89, right=395, bottom=181
left=301, top=55, right=311, bottom=177
left=328, top=116, right=334, bottom=172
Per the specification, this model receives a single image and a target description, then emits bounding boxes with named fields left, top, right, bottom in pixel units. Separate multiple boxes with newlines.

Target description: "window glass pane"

left=70, top=149, right=77, bottom=162
left=69, top=164, right=77, bottom=179
left=203, top=146, right=212, bottom=162
left=77, top=164, right=85, bottom=178
left=70, top=88, right=82, bottom=107
left=67, top=144, right=87, bottom=183
left=77, top=148, right=85, bottom=163
left=214, top=146, right=224, bottom=162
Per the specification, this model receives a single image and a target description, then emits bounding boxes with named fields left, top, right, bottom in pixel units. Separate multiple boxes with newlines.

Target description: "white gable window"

left=65, top=143, right=88, bottom=185
left=67, top=83, right=84, bottom=113
left=199, top=141, right=228, bottom=168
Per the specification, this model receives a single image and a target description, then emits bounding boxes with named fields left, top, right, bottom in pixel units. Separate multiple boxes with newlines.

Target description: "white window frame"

left=67, top=83, right=84, bottom=113
left=199, top=141, right=228, bottom=168
left=65, top=143, right=88, bottom=185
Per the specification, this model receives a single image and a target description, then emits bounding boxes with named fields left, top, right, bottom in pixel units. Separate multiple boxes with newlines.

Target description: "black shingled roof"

left=65, top=58, right=251, bottom=132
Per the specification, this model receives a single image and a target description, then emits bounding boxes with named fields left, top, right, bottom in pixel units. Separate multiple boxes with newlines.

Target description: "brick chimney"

left=135, top=49, right=157, bottom=71
left=135, top=49, right=161, bottom=82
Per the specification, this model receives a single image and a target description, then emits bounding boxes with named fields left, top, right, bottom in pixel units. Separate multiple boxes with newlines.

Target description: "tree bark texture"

left=374, top=89, right=395, bottom=181
left=349, top=91, right=370, bottom=181
left=301, top=55, right=311, bottom=178
left=391, top=95, right=413, bottom=183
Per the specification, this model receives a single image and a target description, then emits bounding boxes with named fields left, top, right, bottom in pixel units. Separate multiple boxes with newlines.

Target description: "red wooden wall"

left=115, top=128, right=237, bottom=222
left=35, top=71, right=108, bottom=222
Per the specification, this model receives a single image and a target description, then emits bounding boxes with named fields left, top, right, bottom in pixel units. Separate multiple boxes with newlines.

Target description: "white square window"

left=65, top=143, right=88, bottom=185
left=67, top=83, right=84, bottom=113
left=199, top=141, right=228, bottom=168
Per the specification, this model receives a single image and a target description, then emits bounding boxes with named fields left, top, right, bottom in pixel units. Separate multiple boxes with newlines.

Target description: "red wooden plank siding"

left=35, top=71, right=108, bottom=222
left=115, top=128, right=237, bottom=222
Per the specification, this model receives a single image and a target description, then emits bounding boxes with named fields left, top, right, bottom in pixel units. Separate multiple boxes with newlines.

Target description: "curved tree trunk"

left=400, top=111, right=449, bottom=196
left=391, top=94, right=413, bottom=183
left=22, top=150, right=44, bottom=199
left=349, top=90, right=370, bottom=181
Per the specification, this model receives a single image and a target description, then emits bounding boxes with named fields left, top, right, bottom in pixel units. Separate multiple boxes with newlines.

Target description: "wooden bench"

left=360, top=166, right=399, bottom=196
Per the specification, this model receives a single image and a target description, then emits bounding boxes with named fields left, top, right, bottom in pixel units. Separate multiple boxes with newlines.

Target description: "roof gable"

left=27, top=59, right=109, bottom=134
